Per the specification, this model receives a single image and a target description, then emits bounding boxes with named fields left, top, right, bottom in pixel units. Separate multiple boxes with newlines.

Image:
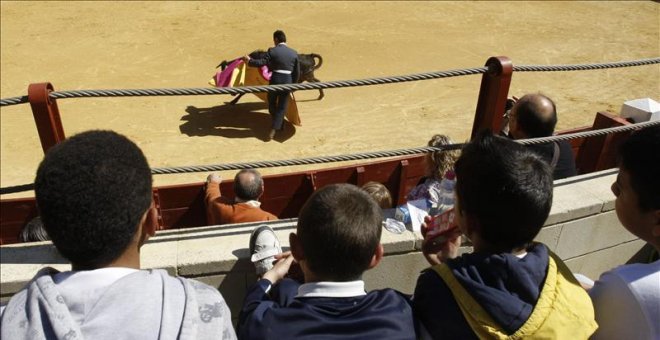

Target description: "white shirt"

left=296, top=280, right=366, bottom=298
left=589, top=260, right=660, bottom=340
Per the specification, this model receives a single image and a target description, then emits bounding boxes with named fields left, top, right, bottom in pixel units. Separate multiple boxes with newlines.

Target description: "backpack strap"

left=550, top=142, right=560, bottom=169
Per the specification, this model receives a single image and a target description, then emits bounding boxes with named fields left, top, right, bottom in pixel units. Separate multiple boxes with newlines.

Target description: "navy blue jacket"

left=248, top=43, right=300, bottom=85
left=238, top=278, right=416, bottom=340
left=413, top=243, right=549, bottom=339
left=527, top=140, right=577, bottom=180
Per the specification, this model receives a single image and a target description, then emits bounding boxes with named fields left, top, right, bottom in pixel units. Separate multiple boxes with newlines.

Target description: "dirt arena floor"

left=1, top=1, right=658, bottom=198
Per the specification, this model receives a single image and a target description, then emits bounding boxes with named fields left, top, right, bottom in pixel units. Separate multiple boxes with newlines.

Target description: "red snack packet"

left=427, top=208, right=455, bottom=237
left=423, top=208, right=458, bottom=254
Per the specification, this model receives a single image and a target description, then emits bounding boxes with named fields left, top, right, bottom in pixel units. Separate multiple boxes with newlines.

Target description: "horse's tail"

left=310, top=53, right=323, bottom=70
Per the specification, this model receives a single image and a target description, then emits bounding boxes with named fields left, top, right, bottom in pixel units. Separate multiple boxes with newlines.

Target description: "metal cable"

left=1, top=57, right=658, bottom=107
left=2, top=120, right=657, bottom=195
left=512, top=57, right=660, bottom=72
left=0, top=96, right=29, bottom=107
left=517, top=120, right=659, bottom=145
left=0, top=67, right=487, bottom=107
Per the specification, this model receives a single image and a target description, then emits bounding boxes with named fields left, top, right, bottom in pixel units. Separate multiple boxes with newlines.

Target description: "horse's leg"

left=227, top=93, right=244, bottom=105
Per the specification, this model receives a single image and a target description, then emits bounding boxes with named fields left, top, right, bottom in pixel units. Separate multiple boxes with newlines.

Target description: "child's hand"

left=262, top=251, right=295, bottom=284
left=421, top=216, right=462, bottom=266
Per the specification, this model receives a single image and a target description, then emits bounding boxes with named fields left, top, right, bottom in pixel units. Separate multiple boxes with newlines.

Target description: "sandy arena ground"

left=1, top=1, right=658, bottom=198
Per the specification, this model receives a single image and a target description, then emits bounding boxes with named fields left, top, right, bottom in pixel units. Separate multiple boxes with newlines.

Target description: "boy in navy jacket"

left=238, top=184, right=416, bottom=340
left=413, top=131, right=597, bottom=339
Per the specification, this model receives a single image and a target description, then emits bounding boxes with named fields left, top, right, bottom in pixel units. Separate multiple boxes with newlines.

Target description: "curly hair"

left=35, top=130, right=152, bottom=269
left=426, top=134, right=460, bottom=180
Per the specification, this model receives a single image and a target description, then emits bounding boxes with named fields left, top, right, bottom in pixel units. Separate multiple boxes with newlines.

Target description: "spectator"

left=0, top=130, right=236, bottom=339
left=407, top=134, right=460, bottom=205
left=18, top=216, right=49, bottom=243
left=508, top=93, right=577, bottom=179
left=361, top=181, right=393, bottom=209
left=205, top=169, right=277, bottom=225
left=413, top=131, right=597, bottom=339
left=238, top=184, right=416, bottom=339
left=588, top=125, right=660, bottom=339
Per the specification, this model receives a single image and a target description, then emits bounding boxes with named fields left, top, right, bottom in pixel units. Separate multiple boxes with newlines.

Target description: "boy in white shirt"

left=589, top=125, right=660, bottom=339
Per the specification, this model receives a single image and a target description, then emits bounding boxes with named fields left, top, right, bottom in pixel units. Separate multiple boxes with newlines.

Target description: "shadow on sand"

left=179, top=102, right=296, bottom=142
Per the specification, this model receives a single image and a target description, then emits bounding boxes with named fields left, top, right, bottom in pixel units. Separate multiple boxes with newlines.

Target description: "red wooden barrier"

left=28, top=83, right=66, bottom=153
left=471, top=56, right=513, bottom=139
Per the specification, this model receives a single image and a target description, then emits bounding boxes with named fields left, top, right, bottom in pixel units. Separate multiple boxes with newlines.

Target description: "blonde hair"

left=361, top=181, right=393, bottom=209
left=427, top=134, right=460, bottom=180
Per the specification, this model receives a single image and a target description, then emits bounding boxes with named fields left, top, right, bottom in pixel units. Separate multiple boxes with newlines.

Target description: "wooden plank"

left=576, top=112, right=631, bottom=174
left=0, top=199, right=38, bottom=245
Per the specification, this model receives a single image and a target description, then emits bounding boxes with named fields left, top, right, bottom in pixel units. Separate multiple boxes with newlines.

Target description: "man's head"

left=361, top=181, right=393, bottom=209
left=18, top=216, right=49, bottom=243
left=454, top=131, right=553, bottom=251
left=611, top=125, right=660, bottom=248
left=509, top=93, right=557, bottom=139
left=234, top=169, right=264, bottom=201
left=292, top=184, right=384, bottom=281
left=273, top=30, right=286, bottom=44
left=35, top=130, right=153, bottom=269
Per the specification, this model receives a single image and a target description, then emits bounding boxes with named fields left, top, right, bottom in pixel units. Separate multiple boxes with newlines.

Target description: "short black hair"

left=515, top=94, right=557, bottom=137
left=619, top=125, right=660, bottom=211
left=18, top=216, right=49, bottom=243
left=35, top=130, right=152, bottom=269
left=297, top=184, right=383, bottom=281
left=455, top=131, right=553, bottom=250
left=273, top=30, right=286, bottom=43
left=234, top=169, right=263, bottom=201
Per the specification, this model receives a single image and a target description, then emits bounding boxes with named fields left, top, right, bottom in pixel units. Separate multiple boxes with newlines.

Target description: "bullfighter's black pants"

left=268, top=72, right=292, bottom=130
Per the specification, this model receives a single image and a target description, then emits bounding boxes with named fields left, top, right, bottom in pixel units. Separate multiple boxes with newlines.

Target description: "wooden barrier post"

left=27, top=82, right=66, bottom=153
left=471, top=56, right=513, bottom=139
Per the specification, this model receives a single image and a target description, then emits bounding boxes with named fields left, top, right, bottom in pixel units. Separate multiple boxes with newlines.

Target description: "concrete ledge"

left=544, top=168, right=617, bottom=226
left=564, top=239, right=648, bottom=279
left=1, top=169, right=647, bottom=319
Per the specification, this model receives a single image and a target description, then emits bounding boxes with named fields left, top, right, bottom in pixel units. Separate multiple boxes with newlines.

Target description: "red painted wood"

left=0, top=198, right=38, bottom=245
left=471, top=56, right=513, bottom=139
left=27, top=83, right=66, bottom=154
left=576, top=112, right=632, bottom=174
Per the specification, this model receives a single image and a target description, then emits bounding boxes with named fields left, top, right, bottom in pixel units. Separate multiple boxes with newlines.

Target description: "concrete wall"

left=1, top=168, right=650, bottom=324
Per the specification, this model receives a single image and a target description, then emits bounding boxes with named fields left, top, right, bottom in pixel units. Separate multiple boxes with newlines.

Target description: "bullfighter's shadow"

left=180, top=102, right=296, bottom=142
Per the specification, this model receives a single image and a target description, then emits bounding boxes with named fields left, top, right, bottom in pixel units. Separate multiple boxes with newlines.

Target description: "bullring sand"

left=1, top=1, right=658, bottom=198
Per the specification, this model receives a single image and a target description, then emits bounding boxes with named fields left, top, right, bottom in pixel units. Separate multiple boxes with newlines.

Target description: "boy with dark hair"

left=1, top=130, right=236, bottom=339
left=589, top=125, right=660, bottom=339
left=413, top=131, right=597, bottom=339
left=238, top=184, right=416, bottom=339
left=205, top=169, right=277, bottom=225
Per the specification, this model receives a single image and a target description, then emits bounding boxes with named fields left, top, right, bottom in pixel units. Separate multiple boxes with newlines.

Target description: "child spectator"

left=407, top=134, right=460, bottom=205
left=588, top=125, right=660, bottom=339
left=1, top=130, right=236, bottom=339
left=18, top=216, right=49, bottom=242
left=413, top=131, right=597, bottom=339
left=238, top=184, right=416, bottom=339
left=361, top=181, right=393, bottom=209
